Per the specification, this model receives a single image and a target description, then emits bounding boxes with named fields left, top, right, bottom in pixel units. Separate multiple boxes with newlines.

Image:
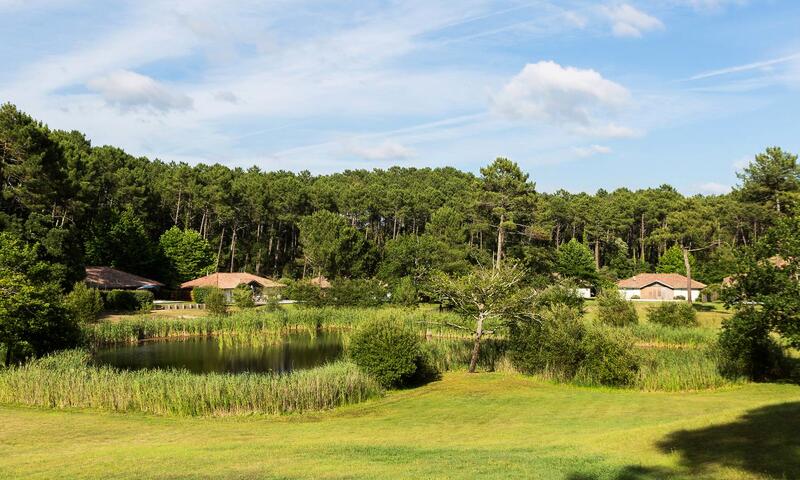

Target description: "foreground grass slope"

left=1, top=373, right=797, bottom=479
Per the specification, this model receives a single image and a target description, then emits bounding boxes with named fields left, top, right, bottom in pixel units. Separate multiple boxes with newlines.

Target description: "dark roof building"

left=85, top=266, right=164, bottom=290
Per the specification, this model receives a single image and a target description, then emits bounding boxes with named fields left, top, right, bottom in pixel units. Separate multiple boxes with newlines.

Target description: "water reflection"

left=93, top=331, right=344, bottom=374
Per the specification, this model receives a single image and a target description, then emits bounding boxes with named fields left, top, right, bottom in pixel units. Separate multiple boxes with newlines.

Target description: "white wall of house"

left=577, top=288, right=592, bottom=298
left=619, top=288, right=640, bottom=300
left=618, top=287, right=700, bottom=301
left=674, top=289, right=702, bottom=301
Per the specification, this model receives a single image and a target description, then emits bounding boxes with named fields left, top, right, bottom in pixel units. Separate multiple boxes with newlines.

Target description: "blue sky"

left=2, top=0, right=799, bottom=194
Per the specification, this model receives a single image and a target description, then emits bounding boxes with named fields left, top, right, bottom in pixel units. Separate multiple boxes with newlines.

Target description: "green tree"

left=656, top=245, right=696, bottom=275
left=479, top=158, right=536, bottom=269
left=159, top=226, right=215, bottom=286
left=298, top=210, right=376, bottom=278
left=736, top=147, right=800, bottom=215
left=64, top=281, right=103, bottom=324
left=430, top=263, right=536, bottom=373
left=85, top=206, right=159, bottom=277
left=723, top=216, right=800, bottom=349
left=0, top=233, right=80, bottom=364
left=556, top=239, right=598, bottom=287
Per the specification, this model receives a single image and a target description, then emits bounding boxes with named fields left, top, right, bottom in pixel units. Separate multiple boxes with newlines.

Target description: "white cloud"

left=213, top=90, right=239, bottom=104
left=572, top=144, right=612, bottom=157
left=696, top=182, right=731, bottom=195
left=87, top=70, right=193, bottom=113
left=602, top=4, right=664, bottom=38
left=687, top=52, right=800, bottom=81
left=344, top=140, right=415, bottom=161
left=491, top=61, right=632, bottom=137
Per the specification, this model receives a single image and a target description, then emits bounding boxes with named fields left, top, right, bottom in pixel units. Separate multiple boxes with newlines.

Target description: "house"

left=617, top=273, right=706, bottom=301
left=84, top=266, right=164, bottom=290
left=180, top=272, right=285, bottom=303
left=308, top=275, right=332, bottom=289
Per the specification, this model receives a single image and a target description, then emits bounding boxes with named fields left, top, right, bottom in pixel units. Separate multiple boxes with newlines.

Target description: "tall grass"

left=84, top=307, right=467, bottom=345
left=627, top=323, right=718, bottom=347
left=634, top=346, right=740, bottom=391
left=0, top=350, right=382, bottom=416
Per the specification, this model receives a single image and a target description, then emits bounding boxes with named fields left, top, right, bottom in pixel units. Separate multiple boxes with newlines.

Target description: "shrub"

left=103, top=289, right=154, bottom=312
left=191, top=286, right=212, bottom=304
left=348, top=319, right=438, bottom=388
left=64, top=282, right=104, bottom=323
left=717, top=308, right=791, bottom=381
left=391, top=276, right=418, bottom=307
left=674, top=295, right=686, bottom=301
left=535, top=280, right=585, bottom=314
left=647, top=302, right=697, bottom=327
left=574, top=326, right=639, bottom=387
left=204, top=288, right=227, bottom=316
left=328, top=278, right=387, bottom=307
left=509, top=305, right=639, bottom=387
left=508, top=305, right=585, bottom=381
left=284, top=280, right=324, bottom=305
left=631, top=295, right=641, bottom=300
left=232, top=284, right=256, bottom=309
left=596, top=290, right=638, bottom=326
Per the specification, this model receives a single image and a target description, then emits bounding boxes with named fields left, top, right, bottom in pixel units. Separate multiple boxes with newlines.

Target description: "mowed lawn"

left=2, top=372, right=798, bottom=479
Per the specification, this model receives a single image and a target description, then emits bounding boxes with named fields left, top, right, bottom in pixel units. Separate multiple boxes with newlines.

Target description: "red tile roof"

left=617, top=273, right=706, bottom=290
left=85, top=266, right=164, bottom=289
left=180, top=272, right=285, bottom=290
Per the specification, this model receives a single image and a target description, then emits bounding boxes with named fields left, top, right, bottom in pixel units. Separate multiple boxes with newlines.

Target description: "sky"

left=1, top=0, right=799, bottom=194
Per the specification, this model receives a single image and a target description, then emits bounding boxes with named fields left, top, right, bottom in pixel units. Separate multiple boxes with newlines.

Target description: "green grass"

left=0, top=350, right=382, bottom=416
left=0, top=372, right=798, bottom=479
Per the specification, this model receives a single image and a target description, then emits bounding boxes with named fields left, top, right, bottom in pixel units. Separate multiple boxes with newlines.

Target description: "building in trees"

left=84, top=266, right=164, bottom=290
left=617, top=273, right=706, bottom=301
left=181, top=272, right=285, bottom=303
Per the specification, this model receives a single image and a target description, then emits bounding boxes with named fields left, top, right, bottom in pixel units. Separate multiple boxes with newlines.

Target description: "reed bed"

left=0, top=350, right=382, bottom=416
left=84, top=307, right=467, bottom=345
left=626, top=323, right=718, bottom=347
left=633, top=346, right=738, bottom=391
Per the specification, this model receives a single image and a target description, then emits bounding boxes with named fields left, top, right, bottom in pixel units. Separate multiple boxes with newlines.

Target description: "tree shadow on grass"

left=655, top=401, right=800, bottom=479
left=568, top=402, right=800, bottom=479
left=566, top=465, right=676, bottom=479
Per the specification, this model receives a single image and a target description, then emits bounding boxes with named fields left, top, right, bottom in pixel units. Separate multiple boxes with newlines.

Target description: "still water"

left=93, top=331, right=344, bottom=374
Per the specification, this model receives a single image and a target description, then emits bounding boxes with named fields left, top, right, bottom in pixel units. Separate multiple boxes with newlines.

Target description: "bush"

left=717, top=308, right=792, bottom=381
left=204, top=287, right=227, bottom=316
left=391, top=276, right=418, bottom=307
left=64, top=282, right=104, bottom=323
left=285, top=280, right=324, bottom=305
left=348, top=319, right=439, bottom=388
left=674, top=295, right=686, bottom=301
left=103, top=289, right=154, bottom=312
left=509, top=305, right=639, bottom=387
left=232, top=284, right=256, bottom=309
left=191, top=286, right=212, bottom=304
left=574, top=326, right=639, bottom=387
left=596, top=290, right=638, bottom=326
left=647, top=302, right=697, bottom=327
left=328, top=279, right=387, bottom=307
left=535, top=280, right=585, bottom=314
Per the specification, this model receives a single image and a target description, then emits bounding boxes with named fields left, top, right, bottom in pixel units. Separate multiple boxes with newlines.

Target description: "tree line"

left=2, top=102, right=799, bottom=295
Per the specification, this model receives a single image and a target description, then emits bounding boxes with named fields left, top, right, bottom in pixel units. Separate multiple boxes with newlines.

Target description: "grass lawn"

left=2, top=372, right=798, bottom=479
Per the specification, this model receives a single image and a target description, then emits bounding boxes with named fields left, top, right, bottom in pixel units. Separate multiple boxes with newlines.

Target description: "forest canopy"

left=2, top=102, right=799, bottom=293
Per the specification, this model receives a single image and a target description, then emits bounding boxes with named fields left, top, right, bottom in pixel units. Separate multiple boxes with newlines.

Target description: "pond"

left=93, top=331, right=344, bottom=374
